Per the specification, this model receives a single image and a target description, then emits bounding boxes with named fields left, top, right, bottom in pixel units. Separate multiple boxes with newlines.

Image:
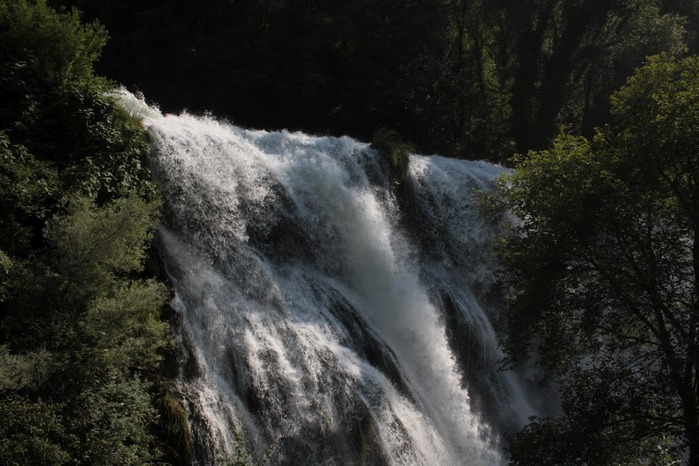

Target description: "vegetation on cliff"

left=0, top=1, right=184, bottom=463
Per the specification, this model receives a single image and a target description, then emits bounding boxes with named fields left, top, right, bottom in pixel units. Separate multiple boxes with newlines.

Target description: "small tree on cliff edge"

left=490, top=54, right=699, bottom=465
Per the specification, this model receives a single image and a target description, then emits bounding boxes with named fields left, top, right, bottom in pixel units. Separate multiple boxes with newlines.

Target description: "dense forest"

left=2, top=0, right=699, bottom=464
left=0, top=1, right=189, bottom=464
left=45, top=0, right=699, bottom=159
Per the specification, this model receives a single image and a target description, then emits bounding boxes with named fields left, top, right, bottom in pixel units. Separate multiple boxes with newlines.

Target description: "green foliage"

left=504, top=0, right=688, bottom=154
left=0, top=395, right=71, bottom=466
left=45, top=194, right=160, bottom=295
left=70, top=376, right=159, bottom=465
left=0, top=1, right=180, bottom=463
left=0, top=251, right=10, bottom=302
left=156, top=391, right=192, bottom=466
left=0, top=132, right=59, bottom=255
left=0, top=0, right=155, bottom=201
left=371, top=128, right=414, bottom=187
left=0, top=0, right=107, bottom=144
left=611, top=53, right=699, bottom=197
left=63, top=87, right=155, bottom=198
left=491, top=54, right=699, bottom=463
left=46, top=0, right=699, bottom=159
left=0, top=345, right=55, bottom=391
left=0, top=0, right=105, bottom=87
left=0, top=195, right=169, bottom=464
left=83, top=280, right=168, bottom=372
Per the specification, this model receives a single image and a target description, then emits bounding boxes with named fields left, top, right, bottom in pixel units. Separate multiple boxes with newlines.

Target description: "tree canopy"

left=46, top=0, right=698, bottom=159
left=491, top=54, right=699, bottom=465
left=0, top=1, right=186, bottom=463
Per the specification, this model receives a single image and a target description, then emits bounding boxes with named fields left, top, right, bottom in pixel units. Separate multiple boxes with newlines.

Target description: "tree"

left=503, top=0, right=686, bottom=155
left=0, top=195, right=168, bottom=465
left=490, top=54, right=699, bottom=464
left=0, top=1, right=180, bottom=463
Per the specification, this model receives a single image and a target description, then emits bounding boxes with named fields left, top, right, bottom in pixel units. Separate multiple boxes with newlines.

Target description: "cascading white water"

left=118, top=91, right=536, bottom=465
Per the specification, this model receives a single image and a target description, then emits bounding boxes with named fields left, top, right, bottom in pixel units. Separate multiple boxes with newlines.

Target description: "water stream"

left=119, top=91, right=536, bottom=465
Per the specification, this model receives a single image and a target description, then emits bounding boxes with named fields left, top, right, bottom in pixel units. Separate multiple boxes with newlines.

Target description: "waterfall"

left=118, top=91, right=536, bottom=465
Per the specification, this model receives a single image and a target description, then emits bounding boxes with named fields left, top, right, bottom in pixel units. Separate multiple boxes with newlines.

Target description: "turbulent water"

left=119, top=91, right=536, bottom=465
